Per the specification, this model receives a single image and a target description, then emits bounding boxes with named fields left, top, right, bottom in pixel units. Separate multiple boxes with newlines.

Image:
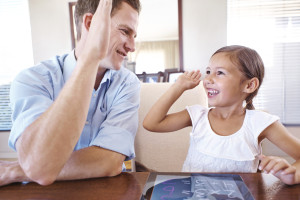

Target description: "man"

left=0, top=0, right=141, bottom=186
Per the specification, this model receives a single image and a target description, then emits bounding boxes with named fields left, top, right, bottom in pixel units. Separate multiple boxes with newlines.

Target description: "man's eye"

left=120, top=29, right=129, bottom=35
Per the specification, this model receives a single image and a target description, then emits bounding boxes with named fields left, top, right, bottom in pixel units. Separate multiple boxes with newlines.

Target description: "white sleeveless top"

left=182, top=105, right=279, bottom=173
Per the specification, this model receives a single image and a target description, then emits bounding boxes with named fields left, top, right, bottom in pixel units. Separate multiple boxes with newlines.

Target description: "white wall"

left=28, top=0, right=74, bottom=64
left=181, top=0, right=300, bottom=164
left=182, top=0, right=227, bottom=72
left=27, top=0, right=227, bottom=68
left=0, top=0, right=74, bottom=159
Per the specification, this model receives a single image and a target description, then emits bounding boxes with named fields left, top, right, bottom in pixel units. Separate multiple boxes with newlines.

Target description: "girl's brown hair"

left=212, top=45, right=265, bottom=110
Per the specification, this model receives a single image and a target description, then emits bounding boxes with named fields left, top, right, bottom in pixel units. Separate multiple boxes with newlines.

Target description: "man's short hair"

left=75, top=0, right=141, bottom=40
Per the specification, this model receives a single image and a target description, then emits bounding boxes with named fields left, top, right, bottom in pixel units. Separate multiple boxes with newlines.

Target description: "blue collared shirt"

left=9, top=51, right=140, bottom=166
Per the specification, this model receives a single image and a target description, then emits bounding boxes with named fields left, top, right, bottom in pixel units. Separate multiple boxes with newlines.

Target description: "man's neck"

left=94, top=69, right=107, bottom=90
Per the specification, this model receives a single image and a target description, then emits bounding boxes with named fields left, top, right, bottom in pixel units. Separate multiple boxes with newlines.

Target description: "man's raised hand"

left=84, top=0, right=112, bottom=61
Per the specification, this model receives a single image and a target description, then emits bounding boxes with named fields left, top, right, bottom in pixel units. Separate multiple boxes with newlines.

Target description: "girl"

left=143, top=45, right=300, bottom=185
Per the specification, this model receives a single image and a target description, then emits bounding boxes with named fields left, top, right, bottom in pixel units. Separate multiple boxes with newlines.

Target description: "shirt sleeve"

left=186, top=104, right=207, bottom=134
left=9, top=69, right=54, bottom=151
left=249, top=110, right=280, bottom=139
left=90, top=75, right=140, bottom=161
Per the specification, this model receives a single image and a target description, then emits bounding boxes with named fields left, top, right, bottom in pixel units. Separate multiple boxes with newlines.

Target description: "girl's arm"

left=143, top=71, right=201, bottom=132
left=259, top=121, right=300, bottom=185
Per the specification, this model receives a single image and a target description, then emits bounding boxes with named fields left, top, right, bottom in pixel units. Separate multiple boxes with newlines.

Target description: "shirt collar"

left=63, top=50, right=77, bottom=83
left=63, top=50, right=113, bottom=86
left=102, top=69, right=113, bottom=86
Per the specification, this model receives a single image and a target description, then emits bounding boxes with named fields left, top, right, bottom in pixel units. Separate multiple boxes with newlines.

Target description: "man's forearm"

left=56, top=146, right=125, bottom=181
left=1, top=146, right=124, bottom=187
left=16, top=58, right=100, bottom=185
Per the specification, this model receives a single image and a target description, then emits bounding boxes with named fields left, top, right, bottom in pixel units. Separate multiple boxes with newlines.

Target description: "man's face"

left=99, top=2, right=139, bottom=70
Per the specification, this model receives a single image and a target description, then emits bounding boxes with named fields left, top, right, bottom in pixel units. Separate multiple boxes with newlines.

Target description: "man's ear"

left=243, top=77, right=259, bottom=94
left=82, top=13, right=93, bottom=32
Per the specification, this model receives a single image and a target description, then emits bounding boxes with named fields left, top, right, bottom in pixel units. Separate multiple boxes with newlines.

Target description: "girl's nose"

left=203, top=74, right=213, bottom=85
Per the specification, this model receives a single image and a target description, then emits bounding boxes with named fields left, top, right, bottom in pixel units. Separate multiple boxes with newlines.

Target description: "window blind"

left=0, top=84, right=12, bottom=131
left=228, top=0, right=300, bottom=125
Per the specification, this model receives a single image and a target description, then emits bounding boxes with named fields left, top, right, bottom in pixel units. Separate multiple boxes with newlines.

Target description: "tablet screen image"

left=141, top=173, right=254, bottom=200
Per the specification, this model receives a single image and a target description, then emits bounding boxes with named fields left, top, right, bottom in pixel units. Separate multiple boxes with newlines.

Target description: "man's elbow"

left=21, top=162, right=57, bottom=186
left=34, top=176, right=56, bottom=186
left=26, top=170, right=56, bottom=186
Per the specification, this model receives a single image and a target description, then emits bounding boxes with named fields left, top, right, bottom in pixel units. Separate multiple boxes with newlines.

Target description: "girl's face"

left=203, top=52, right=248, bottom=108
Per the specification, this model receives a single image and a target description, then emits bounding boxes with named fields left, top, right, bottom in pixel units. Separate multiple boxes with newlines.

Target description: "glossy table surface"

left=0, top=172, right=299, bottom=200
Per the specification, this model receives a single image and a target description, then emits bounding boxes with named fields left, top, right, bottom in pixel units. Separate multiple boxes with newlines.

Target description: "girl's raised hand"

left=258, top=154, right=298, bottom=185
left=175, top=70, right=201, bottom=91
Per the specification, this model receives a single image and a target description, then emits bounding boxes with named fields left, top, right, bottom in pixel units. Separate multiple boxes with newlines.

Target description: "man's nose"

left=125, top=37, right=135, bottom=52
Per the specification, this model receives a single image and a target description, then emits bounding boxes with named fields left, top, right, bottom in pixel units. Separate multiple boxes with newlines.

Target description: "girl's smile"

left=207, top=88, right=220, bottom=98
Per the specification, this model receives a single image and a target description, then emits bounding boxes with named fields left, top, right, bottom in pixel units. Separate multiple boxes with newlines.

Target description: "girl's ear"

left=243, top=77, right=259, bottom=94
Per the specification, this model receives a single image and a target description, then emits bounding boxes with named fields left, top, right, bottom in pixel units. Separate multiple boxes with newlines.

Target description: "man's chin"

left=98, top=61, right=122, bottom=71
left=103, top=65, right=122, bottom=71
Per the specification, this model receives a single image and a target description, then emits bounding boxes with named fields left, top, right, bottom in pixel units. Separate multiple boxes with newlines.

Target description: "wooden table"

left=0, top=172, right=299, bottom=199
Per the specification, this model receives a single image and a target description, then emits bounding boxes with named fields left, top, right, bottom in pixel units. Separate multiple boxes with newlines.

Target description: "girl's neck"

left=208, top=106, right=246, bottom=136
left=210, top=105, right=246, bottom=120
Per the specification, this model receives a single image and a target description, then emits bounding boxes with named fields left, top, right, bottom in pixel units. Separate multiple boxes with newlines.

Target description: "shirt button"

left=93, top=93, right=97, bottom=98
left=85, top=121, right=89, bottom=125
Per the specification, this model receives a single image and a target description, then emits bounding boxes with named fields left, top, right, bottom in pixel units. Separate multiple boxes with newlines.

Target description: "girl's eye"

left=217, top=71, right=224, bottom=75
left=206, top=70, right=210, bottom=75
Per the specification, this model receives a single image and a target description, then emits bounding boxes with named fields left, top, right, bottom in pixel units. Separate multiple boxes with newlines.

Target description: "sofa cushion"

left=134, top=82, right=208, bottom=172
